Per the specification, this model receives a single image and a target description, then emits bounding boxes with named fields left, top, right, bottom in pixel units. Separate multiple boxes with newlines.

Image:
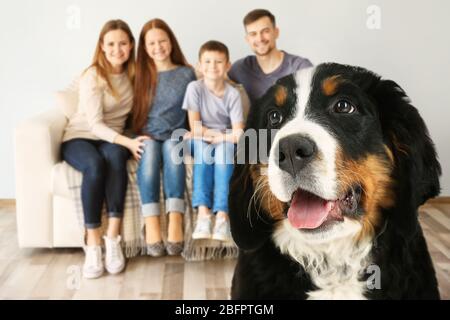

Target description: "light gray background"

left=1, top=0, right=449, bottom=198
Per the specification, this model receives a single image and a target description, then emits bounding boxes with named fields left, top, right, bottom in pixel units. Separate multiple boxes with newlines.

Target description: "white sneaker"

left=83, top=245, right=104, bottom=279
left=192, top=215, right=213, bottom=239
left=212, top=217, right=232, bottom=242
left=103, top=235, right=125, bottom=275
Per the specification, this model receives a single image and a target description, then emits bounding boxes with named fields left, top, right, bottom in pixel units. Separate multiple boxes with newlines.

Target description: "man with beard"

left=228, top=9, right=313, bottom=104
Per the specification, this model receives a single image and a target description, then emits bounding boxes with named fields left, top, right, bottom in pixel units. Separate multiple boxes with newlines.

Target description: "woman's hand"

left=128, top=136, right=150, bottom=161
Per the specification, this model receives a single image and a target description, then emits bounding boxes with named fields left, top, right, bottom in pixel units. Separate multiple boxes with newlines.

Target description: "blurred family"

left=61, top=9, right=312, bottom=279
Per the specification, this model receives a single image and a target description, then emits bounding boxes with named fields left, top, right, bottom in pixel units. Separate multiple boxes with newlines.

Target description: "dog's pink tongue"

left=287, top=190, right=334, bottom=229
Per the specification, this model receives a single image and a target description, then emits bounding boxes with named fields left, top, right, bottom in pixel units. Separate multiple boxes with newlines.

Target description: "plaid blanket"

left=65, top=159, right=238, bottom=261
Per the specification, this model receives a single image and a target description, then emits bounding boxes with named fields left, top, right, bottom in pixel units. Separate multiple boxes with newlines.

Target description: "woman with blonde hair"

left=134, top=19, right=195, bottom=256
left=62, top=19, right=148, bottom=278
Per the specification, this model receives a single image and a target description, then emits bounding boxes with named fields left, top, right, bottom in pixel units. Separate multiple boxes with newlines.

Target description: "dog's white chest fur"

left=273, top=219, right=373, bottom=300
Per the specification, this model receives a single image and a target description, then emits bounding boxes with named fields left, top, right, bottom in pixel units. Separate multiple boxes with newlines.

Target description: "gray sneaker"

left=212, top=218, right=232, bottom=242
left=166, top=241, right=184, bottom=256
left=192, top=216, right=212, bottom=240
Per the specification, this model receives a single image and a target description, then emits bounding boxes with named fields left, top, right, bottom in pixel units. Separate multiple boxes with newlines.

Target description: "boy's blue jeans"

left=136, top=139, right=185, bottom=217
left=187, top=139, right=235, bottom=214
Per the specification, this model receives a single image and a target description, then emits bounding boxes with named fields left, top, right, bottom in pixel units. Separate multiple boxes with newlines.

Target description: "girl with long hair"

left=133, top=19, right=195, bottom=256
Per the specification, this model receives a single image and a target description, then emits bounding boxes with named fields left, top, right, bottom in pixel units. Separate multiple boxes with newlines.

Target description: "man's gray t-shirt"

left=228, top=51, right=313, bottom=103
left=182, top=80, right=243, bottom=132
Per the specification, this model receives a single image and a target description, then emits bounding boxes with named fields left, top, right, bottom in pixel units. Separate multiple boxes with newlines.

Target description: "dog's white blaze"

left=296, top=66, right=314, bottom=119
left=268, top=67, right=338, bottom=201
left=273, top=219, right=372, bottom=300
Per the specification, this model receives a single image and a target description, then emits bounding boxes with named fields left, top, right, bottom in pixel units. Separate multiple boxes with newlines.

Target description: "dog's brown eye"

left=268, top=110, right=283, bottom=126
left=334, top=100, right=355, bottom=114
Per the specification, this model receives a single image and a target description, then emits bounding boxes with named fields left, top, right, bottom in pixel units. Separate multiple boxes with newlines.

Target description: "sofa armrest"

left=14, top=108, right=67, bottom=247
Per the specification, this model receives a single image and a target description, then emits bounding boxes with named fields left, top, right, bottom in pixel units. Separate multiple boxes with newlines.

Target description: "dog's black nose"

left=277, top=134, right=316, bottom=175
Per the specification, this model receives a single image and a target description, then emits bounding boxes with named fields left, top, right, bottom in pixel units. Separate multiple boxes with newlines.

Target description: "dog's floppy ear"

left=228, top=75, right=297, bottom=250
left=373, top=79, right=441, bottom=236
left=229, top=133, right=275, bottom=250
left=229, top=162, right=274, bottom=251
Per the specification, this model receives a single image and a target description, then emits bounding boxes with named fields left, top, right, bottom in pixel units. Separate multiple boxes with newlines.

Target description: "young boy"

left=182, top=40, right=244, bottom=241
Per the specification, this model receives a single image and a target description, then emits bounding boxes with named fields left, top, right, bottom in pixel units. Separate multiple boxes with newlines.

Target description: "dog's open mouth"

left=287, top=186, right=361, bottom=230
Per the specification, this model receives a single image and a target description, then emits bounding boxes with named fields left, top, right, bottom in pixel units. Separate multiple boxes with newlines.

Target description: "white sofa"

left=14, top=82, right=250, bottom=249
left=15, top=106, right=85, bottom=247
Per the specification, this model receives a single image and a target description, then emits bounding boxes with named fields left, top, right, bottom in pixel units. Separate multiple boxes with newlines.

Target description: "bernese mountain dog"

left=229, top=63, right=441, bottom=300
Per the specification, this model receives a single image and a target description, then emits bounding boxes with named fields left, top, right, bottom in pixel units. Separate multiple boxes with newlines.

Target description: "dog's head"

left=229, top=63, right=441, bottom=250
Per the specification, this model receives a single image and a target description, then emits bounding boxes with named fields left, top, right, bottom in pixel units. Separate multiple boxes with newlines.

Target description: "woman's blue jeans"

left=61, top=138, right=130, bottom=229
left=187, top=139, right=235, bottom=214
left=136, top=139, right=186, bottom=217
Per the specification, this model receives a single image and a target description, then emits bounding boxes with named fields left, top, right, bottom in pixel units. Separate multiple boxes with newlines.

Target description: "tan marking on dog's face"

left=384, top=144, right=394, bottom=165
left=322, top=75, right=342, bottom=96
left=336, top=150, right=394, bottom=242
left=274, top=85, right=288, bottom=107
left=392, top=134, right=409, bottom=156
left=249, top=163, right=287, bottom=221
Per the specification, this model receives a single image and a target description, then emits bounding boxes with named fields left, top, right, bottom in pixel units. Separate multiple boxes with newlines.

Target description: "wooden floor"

left=0, top=202, right=448, bottom=299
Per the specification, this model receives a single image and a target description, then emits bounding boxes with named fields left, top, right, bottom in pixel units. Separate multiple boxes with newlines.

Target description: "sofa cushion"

left=53, top=194, right=84, bottom=247
left=51, top=162, right=74, bottom=199
left=55, top=76, right=79, bottom=119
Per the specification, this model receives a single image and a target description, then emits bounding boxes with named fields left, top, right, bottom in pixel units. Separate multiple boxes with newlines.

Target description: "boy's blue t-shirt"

left=182, top=79, right=244, bottom=132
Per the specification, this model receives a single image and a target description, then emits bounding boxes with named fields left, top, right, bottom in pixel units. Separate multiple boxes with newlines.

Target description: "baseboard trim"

left=0, top=199, right=15, bottom=206
left=426, top=197, right=450, bottom=204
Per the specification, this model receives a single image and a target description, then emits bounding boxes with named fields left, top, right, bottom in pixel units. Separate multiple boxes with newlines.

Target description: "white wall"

left=1, top=0, right=449, bottom=198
